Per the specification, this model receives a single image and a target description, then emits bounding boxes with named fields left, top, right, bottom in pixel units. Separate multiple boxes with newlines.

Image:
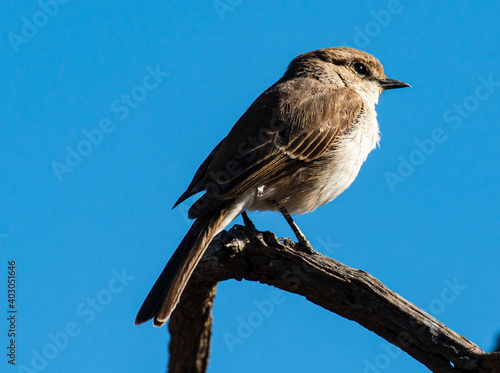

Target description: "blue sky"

left=1, top=1, right=499, bottom=372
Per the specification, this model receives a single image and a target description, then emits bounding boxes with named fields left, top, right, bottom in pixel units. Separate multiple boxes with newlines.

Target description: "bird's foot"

left=273, top=202, right=315, bottom=254
left=294, top=230, right=315, bottom=254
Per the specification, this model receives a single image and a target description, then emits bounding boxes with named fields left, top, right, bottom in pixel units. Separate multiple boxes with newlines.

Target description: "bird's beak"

left=379, top=78, right=411, bottom=90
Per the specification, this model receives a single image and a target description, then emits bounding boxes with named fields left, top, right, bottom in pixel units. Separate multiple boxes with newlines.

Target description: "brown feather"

left=135, top=202, right=235, bottom=326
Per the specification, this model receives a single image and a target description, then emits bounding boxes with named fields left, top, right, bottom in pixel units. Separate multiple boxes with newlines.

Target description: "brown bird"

left=135, top=47, right=410, bottom=326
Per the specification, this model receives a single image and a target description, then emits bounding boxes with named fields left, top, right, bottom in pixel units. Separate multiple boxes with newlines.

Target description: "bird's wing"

left=179, top=81, right=364, bottom=214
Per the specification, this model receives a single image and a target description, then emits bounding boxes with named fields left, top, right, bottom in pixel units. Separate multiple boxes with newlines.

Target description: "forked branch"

left=168, top=225, right=500, bottom=373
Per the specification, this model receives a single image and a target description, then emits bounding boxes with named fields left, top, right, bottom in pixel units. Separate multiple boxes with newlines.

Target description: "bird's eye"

left=353, top=62, right=368, bottom=77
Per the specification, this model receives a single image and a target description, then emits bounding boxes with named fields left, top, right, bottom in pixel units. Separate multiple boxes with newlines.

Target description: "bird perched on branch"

left=135, top=47, right=410, bottom=327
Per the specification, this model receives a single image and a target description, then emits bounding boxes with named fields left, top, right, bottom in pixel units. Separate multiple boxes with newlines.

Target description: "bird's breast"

left=314, top=110, right=380, bottom=208
left=251, top=107, right=380, bottom=215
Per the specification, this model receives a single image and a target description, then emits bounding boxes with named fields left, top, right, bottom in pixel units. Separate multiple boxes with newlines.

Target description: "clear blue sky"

left=1, top=1, right=499, bottom=372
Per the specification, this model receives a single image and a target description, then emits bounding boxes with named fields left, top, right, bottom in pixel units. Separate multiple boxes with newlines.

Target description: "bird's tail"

left=134, top=202, right=237, bottom=327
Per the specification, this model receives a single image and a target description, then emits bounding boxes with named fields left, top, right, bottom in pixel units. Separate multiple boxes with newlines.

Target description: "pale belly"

left=248, top=112, right=380, bottom=215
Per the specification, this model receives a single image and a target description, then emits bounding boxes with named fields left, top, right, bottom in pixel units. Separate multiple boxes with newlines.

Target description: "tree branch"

left=167, top=225, right=500, bottom=373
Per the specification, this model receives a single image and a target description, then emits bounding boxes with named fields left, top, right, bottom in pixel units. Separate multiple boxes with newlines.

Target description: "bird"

left=135, top=47, right=410, bottom=327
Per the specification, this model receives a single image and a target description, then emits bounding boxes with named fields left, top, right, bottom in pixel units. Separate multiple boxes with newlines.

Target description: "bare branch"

left=168, top=278, right=217, bottom=373
left=167, top=225, right=500, bottom=373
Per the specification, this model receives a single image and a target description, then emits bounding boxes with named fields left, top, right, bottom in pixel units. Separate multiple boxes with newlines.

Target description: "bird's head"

left=286, top=47, right=410, bottom=106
